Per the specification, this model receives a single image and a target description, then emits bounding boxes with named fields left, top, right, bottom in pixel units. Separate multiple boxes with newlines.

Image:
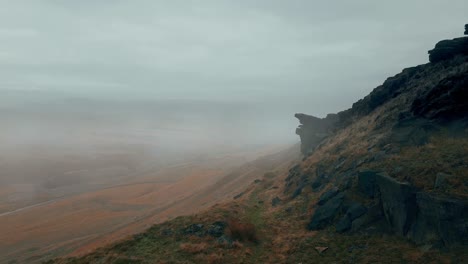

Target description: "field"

left=0, top=141, right=292, bottom=264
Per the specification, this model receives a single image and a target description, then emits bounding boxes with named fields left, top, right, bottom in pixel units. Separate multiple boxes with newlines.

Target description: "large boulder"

left=357, top=171, right=378, bottom=198
left=335, top=202, right=367, bottom=233
left=318, top=187, right=339, bottom=205
left=409, top=193, right=468, bottom=246
left=356, top=170, right=468, bottom=246
left=376, top=173, right=417, bottom=236
left=308, top=192, right=345, bottom=230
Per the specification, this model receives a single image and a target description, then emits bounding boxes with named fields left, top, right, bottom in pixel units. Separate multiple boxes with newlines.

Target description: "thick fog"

left=1, top=1, right=467, bottom=207
left=1, top=91, right=296, bottom=189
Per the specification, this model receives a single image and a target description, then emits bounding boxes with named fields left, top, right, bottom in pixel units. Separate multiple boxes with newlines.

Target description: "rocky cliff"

left=296, top=25, right=468, bottom=154
left=291, top=25, right=468, bottom=248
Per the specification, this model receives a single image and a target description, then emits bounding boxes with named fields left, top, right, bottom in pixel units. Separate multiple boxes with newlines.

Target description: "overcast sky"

left=1, top=1, right=467, bottom=116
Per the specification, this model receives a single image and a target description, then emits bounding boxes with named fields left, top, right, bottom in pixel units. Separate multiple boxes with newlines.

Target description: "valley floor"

left=0, top=144, right=293, bottom=264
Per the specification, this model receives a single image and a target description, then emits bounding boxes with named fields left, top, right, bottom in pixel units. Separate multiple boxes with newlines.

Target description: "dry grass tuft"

left=179, top=242, right=208, bottom=254
left=205, top=253, right=223, bottom=264
left=226, top=218, right=258, bottom=243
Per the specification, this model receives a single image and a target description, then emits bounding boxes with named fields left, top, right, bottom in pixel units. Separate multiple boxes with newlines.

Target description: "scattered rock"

left=207, top=221, right=227, bottom=238
left=254, top=179, right=262, bottom=184
left=291, top=185, right=305, bottom=199
left=318, top=187, right=339, bottom=205
left=315, top=246, right=329, bottom=254
left=311, top=180, right=323, bottom=191
left=182, top=224, right=205, bottom=237
left=292, top=186, right=303, bottom=199
left=308, top=192, right=345, bottom=230
left=334, top=158, right=347, bottom=170
left=285, top=164, right=301, bottom=182
left=311, top=167, right=329, bottom=192
left=233, top=192, right=245, bottom=200
left=217, top=235, right=234, bottom=247
left=271, top=197, right=282, bottom=207
left=334, top=202, right=367, bottom=233
left=351, top=203, right=384, bottom=232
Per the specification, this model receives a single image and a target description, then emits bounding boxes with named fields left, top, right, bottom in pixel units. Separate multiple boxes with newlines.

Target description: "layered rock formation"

left=428, top=24, right=468, bottom=63
left=294, top=113, right=338, bottom=155
left=293, top=25, right=468, bottom=248
left=428, top=37, right=468, bottom=63
left=296, top=25, right=468, bottom=152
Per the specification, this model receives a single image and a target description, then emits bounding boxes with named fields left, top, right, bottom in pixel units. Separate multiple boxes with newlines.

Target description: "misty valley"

left=0, top=2, right=467, bottom=264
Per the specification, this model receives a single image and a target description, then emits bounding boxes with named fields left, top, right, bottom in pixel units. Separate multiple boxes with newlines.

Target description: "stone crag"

left=307, top=171, right=468, bottom=247
left=294, top=113, right=338, bottom=155
left=428, top=37, right=468, bottom=63
left=295, top=25, right=468, bottom=248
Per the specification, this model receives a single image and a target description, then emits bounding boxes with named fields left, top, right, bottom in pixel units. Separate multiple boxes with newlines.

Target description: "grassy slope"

left=46, top=146, right=467, bottom=264
left=45, top=112, right=467, bottom=264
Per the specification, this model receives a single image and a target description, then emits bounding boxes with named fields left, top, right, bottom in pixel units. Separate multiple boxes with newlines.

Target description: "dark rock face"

left=318, top=187, right=339, bottom=205
left=355, top=171, right=468, bottom=246
left=335, top=216, right=352, bottom=233
left=285, top=165, right=322, bottom=198
left=295, top=113, right=338, bottom=154
left=357, top=171, right=378, bottom=198
left=411, top=73, right=468, bottom=123
left=291, top=185, right=304, bottom=199
left=311, top=165, right=330, bottom=192
left=336, top=65, right=423, bottom=128
left=346, top=203, right=367, bottom=221
left=335, top=203, right=367, bottom=233
left=351, top=203, right=384, bottom=231
left=376, top=173, right=417, bottom=236
left=308, top=192, right=345, bottom=230
left=428, top=37, right=468, bottom=63
left=410, top=193, right=468, bottom=246
left=465, top=24, right=468, bottom=35
left=390, top=118, right=440, bottom=146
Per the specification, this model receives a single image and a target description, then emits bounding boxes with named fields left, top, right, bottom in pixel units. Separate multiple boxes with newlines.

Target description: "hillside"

left=46, top=26, right=467, bottom=264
